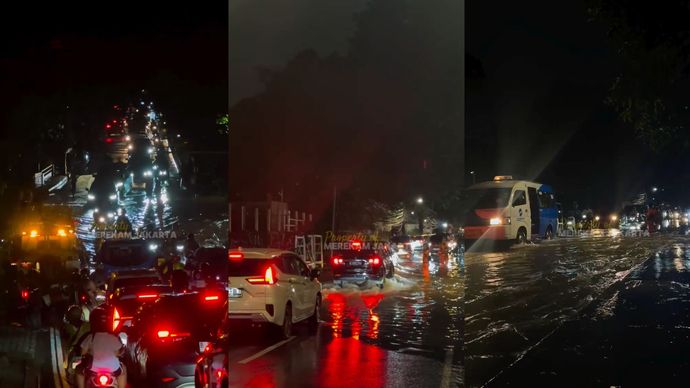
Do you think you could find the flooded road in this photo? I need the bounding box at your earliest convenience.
[464,233,690,387]
[228,251,465,387]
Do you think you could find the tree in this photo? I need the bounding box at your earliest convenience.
[588,0,690,150]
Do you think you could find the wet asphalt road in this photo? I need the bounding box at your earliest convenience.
[226,250,465,387]
[464,233,690,387]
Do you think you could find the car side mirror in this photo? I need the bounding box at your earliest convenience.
[310,269,320,279]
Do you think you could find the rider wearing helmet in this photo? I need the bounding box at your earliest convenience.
[75,306,126,388]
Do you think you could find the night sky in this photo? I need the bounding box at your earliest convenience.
[0,2,227,145]
[468,0,689,212]
[230,0,368,105]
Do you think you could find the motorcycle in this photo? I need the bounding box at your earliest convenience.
[85,369,119,388]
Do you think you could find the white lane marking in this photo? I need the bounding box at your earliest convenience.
[49,328,61,388]
[439,349,454,388]
[54,327,69,387]
[237,336,296,365]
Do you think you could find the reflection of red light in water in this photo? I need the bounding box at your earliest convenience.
[326,293,347,338]
[360,294,384,310]
[317,338,386,388]
[367,312,380,340]
[244,370,276,388]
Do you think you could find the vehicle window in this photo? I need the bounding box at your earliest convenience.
[280,255,301,275]
[512,190,527,206]
[294,257,311,277]
[462,188,512,209]
[113,276,159,290]
[228,259,273,276]
[538,191,555,208]
[102,244,150,266]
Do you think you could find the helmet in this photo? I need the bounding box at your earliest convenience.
[89,306,111,333]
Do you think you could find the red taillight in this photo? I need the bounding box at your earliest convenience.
[21,289,29,301]
[368,255,381,266]
[228,252,243,261]
[105,137,113,143]
[97,374,111,386]
[246,266,276,285]
[105,124,111,129]
[156,329,190,341]
[161,377,176,383]
[204,295,220,301]
[331,256,344,266]
[137,293,159,299]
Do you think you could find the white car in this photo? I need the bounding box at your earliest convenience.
[227,248,322,338]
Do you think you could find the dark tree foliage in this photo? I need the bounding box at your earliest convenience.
[588,0,690,151]
[230,0,463,224]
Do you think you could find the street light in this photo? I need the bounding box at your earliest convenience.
[610,214,618,221]
[416,197,423,204]
[470,170,476,185]
[652,187,658,193]
[595,216,600,221]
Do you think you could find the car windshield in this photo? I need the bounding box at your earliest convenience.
[101,243,151,266]
[113,276,160,290]
[461,188,512,209]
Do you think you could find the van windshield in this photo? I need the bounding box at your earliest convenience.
[462,188,512,209]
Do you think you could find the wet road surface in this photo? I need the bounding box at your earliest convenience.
[228,251,465,387]
[464,233,690,387]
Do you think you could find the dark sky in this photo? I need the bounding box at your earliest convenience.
[0,2,227,140]
[467,0,682,211]
[229,0,368,106]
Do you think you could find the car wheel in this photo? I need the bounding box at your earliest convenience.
[281,303,293,339]
[516,228,528,245]
[308,296,321,334]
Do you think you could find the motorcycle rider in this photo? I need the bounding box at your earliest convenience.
[91,211,108,252]
[75,306,126,388]
[78,279,100,322]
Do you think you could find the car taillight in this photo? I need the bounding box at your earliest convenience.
[161,377,176,383]
[97,374,112,386]
[106,138,113,143]
[137,293,159,299]
[331,256,344,266]
[228,252,243,261]
[156,329,191,342]
[368,255,381,266]
[246,267,276,285]
[21,289,29,301]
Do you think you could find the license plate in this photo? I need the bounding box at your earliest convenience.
[228,288,242,298]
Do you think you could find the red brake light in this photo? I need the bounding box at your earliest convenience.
[161,377,176,383]
[204,295,220,301]
[98,374,111,386]
[368,255,381,266]
[156,329,190,341]
[137,293,159,299]
[157,330,170,338]
[105,137,113,143]
[331,256,343,266]
[228,252,243,261]
[105,124,111,129]
[21,289,29,301]
[246,266,276,285]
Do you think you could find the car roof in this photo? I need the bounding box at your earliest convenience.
[112,269,159,279]
[231,248,293,259]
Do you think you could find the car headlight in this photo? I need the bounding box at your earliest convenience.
[107,212,114,219]
[115,181,123,188]
[98,217,105,223]
[109,194,116,200]
[143,170,152,177]
[159,170,167,176]
[149,243,158,251]
[130,172,134,177]
[147,148,153,154]
[153,165,158,170]
[87,194,95,200]
[125,135,131,141]
[128,144,133,150]
[176,244,184,252]
[490,217,511,226]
